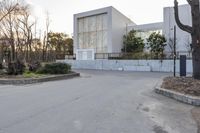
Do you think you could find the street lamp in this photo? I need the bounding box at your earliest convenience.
[173,26,177,77]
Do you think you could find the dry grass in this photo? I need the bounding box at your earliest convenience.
[161,77,200,97]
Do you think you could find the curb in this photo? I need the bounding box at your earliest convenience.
[155,85,200,106]
[0,72,80,85]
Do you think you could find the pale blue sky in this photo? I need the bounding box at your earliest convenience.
[27,0,187,35]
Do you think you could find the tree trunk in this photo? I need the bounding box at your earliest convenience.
[174,0,200,79]
[191,0,200,79]
[192,35,200,79]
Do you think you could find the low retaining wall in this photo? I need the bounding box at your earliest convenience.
[57,59,193,73]
[0,73,80,85]
[155,87,200,106]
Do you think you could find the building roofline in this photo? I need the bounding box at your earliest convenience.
[128,22,163,32]
[164,4,189,9]
[74,6,112,16]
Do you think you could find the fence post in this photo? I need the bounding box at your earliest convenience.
[180,55,186,77]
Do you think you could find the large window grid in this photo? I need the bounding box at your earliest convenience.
[78,13,108,53]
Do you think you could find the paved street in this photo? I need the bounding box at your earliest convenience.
[0,70,197,133]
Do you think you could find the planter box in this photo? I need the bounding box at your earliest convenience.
[0,72,80,85]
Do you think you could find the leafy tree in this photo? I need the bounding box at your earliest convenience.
[147,32,166,59]
[48,32,73,55]
[65,38,73,55]
[122,30,144,53]
[174,0,200,79]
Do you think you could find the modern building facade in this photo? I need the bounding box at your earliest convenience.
[74,6,134,60]
[73,4,192,60]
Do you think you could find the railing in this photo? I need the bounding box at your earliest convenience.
[57,51,192,60]
[95,51,192,60]
[56,54,76,60]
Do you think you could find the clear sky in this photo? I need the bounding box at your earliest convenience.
[27,0,187,35]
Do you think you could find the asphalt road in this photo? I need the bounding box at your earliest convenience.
[0,70,197,133]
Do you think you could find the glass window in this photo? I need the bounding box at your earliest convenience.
[88,16,96,32]
[83,18,89,33]
[83,33,89,48]
[88,32,96,49]
[78,18,84,33]
[77,13,108,53]
[97,15,103,31]
[78,33,84,48]
[102,31,108,51]
[102,14,108,30]
[96,31,103,53]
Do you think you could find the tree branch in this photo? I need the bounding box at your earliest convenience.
[186,0,192,5]
[0,3,18,22]
[174,0,192,33]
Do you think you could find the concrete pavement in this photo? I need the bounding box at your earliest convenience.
[0,70,197,133]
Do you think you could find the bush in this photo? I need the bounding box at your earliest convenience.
[37,63,71,74]
[0,63,3,69]
[122,30,145,53]
[7,60,25,75]
[28,61,41,72]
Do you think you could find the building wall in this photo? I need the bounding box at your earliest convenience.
[128,22,163,32]
[111,7,135,53]
[74,6,135,55]
[73,4,192,59]
[163,4,192,53]
[128,22,163,51]
[77,14,108,53]
[74,7,113,55]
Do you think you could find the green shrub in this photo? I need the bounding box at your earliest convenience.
[7,60,25,75]
[37,63,71,74]
[28,61,41,72]
[0,63,3,69]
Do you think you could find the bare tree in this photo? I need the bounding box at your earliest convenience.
[42,11,51,61]
[0,0,35,63]
[18,9,34,62]
[184,35,192,56]
[0,1,18,22]
[174,0,200,79]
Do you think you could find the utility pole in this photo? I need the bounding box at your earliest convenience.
[125,23,128,54]
[173,25,176,77]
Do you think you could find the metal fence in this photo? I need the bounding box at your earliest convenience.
[57,51,192,60]
[95,51,192,60]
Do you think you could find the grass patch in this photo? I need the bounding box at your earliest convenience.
[23,71,44,78]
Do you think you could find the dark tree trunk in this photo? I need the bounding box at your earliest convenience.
[174,0,200,79]
[192,35,200,79]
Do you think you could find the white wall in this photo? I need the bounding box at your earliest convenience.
[111,7,135,53]
[163,4,192,52]
[73,7,112,54]
[128,22,163,32]
[57,59,193,74]
[73,6,135,55]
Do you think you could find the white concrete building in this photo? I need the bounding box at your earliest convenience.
[73,4,192,60]
[163,4,191,53]
[74,6,134,60]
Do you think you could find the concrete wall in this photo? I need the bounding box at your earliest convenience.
[111,7,135,53]
[57,59,193,73]
[128,22,163,32]
[163,4,192,52]
[73,6,135,54]
[73,7,112,54]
